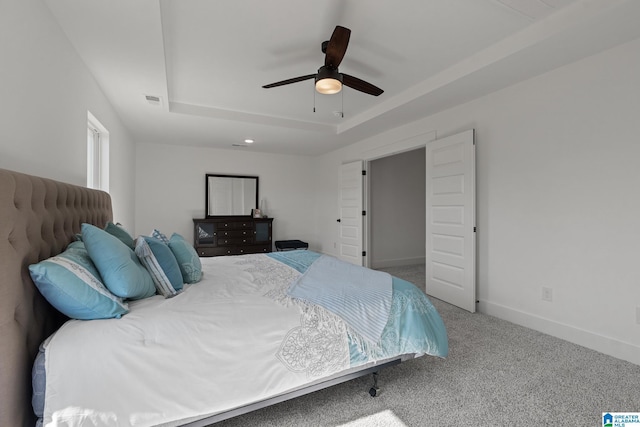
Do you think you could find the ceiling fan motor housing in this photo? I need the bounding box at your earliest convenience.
[316,65,342,84]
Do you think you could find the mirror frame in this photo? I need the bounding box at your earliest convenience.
[205,174,259,217]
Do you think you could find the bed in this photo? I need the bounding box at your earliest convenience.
[0,168,448,427]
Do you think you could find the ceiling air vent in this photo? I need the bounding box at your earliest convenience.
[144,95,162,106]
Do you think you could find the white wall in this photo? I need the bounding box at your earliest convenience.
[0,0,136,226]
[369,148,426,268]
[135,142,316,248]
[314,37,640,365]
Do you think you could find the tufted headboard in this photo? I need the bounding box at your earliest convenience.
[0,168,113,426]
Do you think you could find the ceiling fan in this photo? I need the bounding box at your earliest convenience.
[262,26,383,96]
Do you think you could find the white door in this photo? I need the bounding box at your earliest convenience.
[338,161,363,266]
[425,129,476,312]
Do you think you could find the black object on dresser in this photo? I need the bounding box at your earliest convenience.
[193,217,273,257]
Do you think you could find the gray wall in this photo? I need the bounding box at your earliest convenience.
[369,148,426,268]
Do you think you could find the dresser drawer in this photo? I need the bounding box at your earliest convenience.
[197,245,271,257]
[196,247,226,257]
[215,229,253,238]
[250,244,272,254]
[232,220,253,230]
[215,221,253,230]
[197,247,249,256]
[217,237,254,246]
[214,221,234,230]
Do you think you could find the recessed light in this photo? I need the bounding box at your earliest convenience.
[244,139,254,144]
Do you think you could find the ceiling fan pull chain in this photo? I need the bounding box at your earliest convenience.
[313,84,316,113]
[341,89,344,118]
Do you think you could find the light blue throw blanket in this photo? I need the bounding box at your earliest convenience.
[286,255,392,345]
[268,250,448,363]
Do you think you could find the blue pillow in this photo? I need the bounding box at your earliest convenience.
[105,222,135,249]
[29,243,129,320]
[168,233,202,284]
[135,236,183,296]
[82,223,156,300]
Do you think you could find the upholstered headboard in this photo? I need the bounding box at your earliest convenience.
[0,168,113,426]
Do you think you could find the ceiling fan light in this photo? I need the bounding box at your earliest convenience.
[316,78,342,94]
[315,65,343,94]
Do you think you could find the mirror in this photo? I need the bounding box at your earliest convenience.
[206,174,258,217]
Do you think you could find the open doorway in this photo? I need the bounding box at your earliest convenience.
[364,129,475,309]
[367,147,426,287]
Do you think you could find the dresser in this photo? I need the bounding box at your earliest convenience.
[193,217,273,257]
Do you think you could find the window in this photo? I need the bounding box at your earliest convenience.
[87,111,109,192]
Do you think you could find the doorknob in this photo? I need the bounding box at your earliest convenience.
[336,219,341,222]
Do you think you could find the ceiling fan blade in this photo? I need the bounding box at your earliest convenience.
[325,26,351,68]
[342,74,383,96]
[262,74,316,89]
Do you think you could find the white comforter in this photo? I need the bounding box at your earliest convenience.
[43,254,351,427]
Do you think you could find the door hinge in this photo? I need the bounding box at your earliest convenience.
[362,210,366,216]
[362,251,367,256]
[474,226,476,232]
[362,170,367,176]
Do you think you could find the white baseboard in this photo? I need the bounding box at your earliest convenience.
[371,257,425,269]
[478,300,640,366]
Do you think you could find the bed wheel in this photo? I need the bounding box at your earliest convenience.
[369,371,380,397]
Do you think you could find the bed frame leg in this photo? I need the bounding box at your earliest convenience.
[368,371,380,397]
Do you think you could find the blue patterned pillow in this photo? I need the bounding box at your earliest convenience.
[151,228,170,244]
[29,243,128,320]
[105,222,135,249]
[168,233,202,284]
[135,236,183,296]
[82,223,156,300]
[66,240,85,251]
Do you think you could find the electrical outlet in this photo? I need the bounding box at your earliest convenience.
[542,287,553,302]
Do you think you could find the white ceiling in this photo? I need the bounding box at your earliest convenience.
[44,0,640,156]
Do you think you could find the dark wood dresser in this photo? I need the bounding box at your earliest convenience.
[193,217,273,257]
